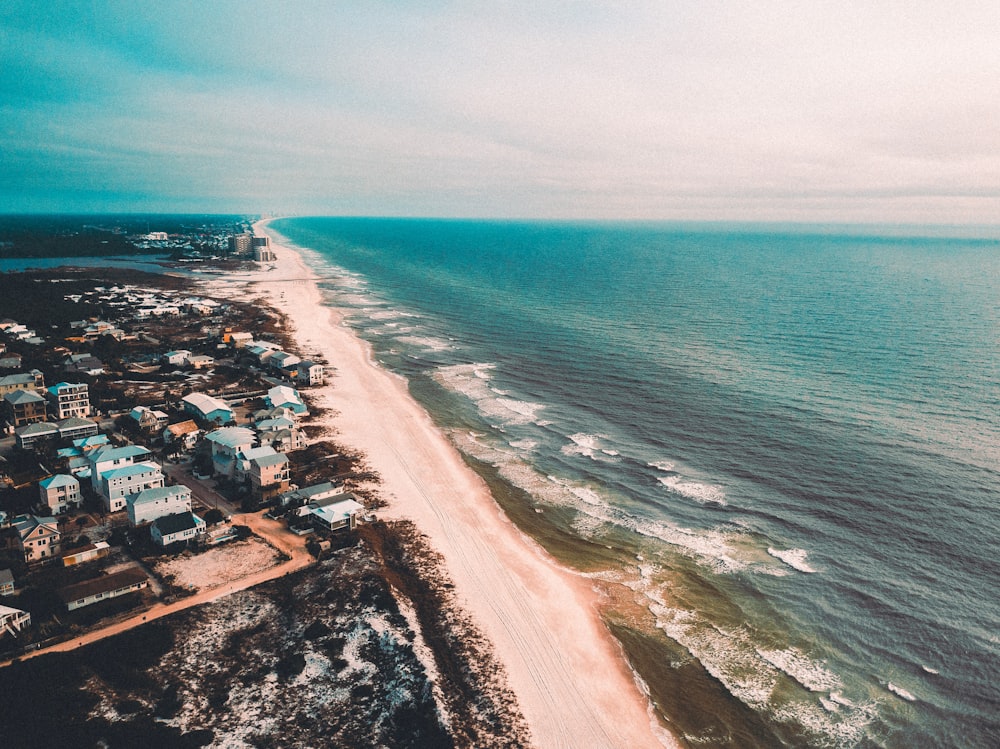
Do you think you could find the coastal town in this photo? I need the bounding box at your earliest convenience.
[0,219,660,749]
[0,236,370,657]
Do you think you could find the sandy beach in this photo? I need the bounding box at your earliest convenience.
[227,221,674,749]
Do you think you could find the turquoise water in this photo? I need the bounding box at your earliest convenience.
[272,218,1000,748]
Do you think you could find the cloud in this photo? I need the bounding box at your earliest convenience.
[2,1,1000,220]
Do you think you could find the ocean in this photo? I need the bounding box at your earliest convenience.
[270,218,1000,749]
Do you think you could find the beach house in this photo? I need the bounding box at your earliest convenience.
[182,392,235,425]
[205,426,256,477]
[249,452,290,501]
[0,604,30,638]
[45,382,91,419]
[12,514,61,562]
[296,360,325,386]
[38,474,80,515]
[57,567,148,611]
[265,385,308,416]
[151,511,206,547]
[3,389,47,427]
[127,485,193,526]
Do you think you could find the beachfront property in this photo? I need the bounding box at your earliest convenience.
[38,474,80,515]
[0,369,45,396]
[228,232,253,256]
[265,385,308,416]
[268,350,300,371]
[12,514,61,562]
[249,452,290,501]
[3,388,47,427]
[127,485,193,527]
[296,360,325,386]
[163,419,201,450]
[57,567,148,611]
[129,405,169,432]
[61,541,111,567]
[45,382,91,419]
[206,426,257,477]
[182,392,235,425]
[0,604,30,638]
[151,511,206,547]
[308,495,364,533]
[253,236,277,262]
[268,427,306,453]
[278,481,345,508]
[234,445,280,481]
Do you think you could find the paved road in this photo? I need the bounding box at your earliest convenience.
[161,460,240,516]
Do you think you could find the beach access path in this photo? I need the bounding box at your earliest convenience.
[234,221,675,749]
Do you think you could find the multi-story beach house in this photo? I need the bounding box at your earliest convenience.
[97,462,165,513]
[265,385,308,416]
[3,389,47,427]
[12,514,61,562]
[127,485,192,526]
[249,452,290,501]
[0,369,45,396]
[45,382,91,419]
[38,474,80,515]
[205,426,256,477]
[296,360,325,386]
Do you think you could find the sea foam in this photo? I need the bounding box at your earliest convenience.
[767,547,817,573]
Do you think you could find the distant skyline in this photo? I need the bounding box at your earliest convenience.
[3,1,1000,223]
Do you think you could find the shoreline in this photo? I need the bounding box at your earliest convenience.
[236,219,675,748]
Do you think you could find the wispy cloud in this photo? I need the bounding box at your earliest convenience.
[2,0,999,220]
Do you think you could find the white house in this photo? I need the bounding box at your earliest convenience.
[127,485,192,526]
[45,382,91,419]
[0,604,30,638]
[296,360,325,386]
[97,462,165,513]
[309,495,365,532]
[151,511,206,547]
[162,350,191,366]
[279,481,345,507]
[88,445,153,491]
[38,474,80,515]
[0,568,14,596]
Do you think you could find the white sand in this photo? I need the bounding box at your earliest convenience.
[228,221,675,749]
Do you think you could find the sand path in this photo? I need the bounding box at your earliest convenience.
[237,221,674,749]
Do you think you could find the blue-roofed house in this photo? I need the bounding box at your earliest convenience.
[97,462,165,513]
[39,474,80,515]
[205,427,256,477]
[265,385,308,416]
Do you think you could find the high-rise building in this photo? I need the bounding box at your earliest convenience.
[228,233,252,256]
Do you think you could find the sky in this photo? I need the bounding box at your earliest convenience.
[3,1,1000,223]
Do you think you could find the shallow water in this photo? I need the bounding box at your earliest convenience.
[273,218,1000,748]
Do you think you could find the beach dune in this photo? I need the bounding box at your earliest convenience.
[246,221,673,749]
